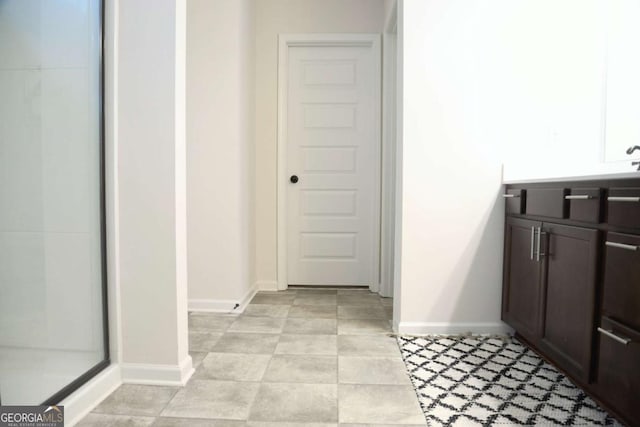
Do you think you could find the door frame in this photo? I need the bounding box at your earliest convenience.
[276,33,382,291]
[381,6,398,298]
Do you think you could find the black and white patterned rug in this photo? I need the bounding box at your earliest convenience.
[397,335,622,426]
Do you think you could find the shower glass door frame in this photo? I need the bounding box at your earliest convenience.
[0,0,110,405]
[43,0,110,405]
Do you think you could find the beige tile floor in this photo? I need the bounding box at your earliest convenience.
[78,289,427,426]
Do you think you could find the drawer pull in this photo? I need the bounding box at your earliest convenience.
[565,195,593,200]
[608,196,640,202]
[502,194,520,198]
[605,241,639,251]
[598,327,631,345]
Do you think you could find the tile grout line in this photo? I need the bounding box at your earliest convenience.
[155,385,183,420]
[85,291,396,425]
[336,337,340,425]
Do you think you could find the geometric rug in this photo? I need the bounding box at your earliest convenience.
[397,335,623,426]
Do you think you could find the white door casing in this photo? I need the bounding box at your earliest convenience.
[277,34,381,289]
[381,7,398,298]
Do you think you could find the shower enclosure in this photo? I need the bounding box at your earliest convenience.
[0,0,108,404]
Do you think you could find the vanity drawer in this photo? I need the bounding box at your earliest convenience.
[503,189,525,214]
[602,232,640,331]
[525,188,568,219]
[595,317,640,425]
[607,188,640,229]
[567,188,603,223]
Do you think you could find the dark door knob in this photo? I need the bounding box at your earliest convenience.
[290,175,299,184]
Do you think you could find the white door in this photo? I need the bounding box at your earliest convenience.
[285,39,381,286]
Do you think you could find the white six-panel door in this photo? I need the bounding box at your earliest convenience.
[284,38,380,286]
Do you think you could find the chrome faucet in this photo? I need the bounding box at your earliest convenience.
[626,145,640,155]
[627,146,640,170]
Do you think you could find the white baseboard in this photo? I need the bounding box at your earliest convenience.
[121,354,194,386]
[61,364,122,427]
[188,298,241,313]
[188,285,257,314]
[397,321,513,335]
[393,318,400,333]
[256,280,278,291]
[237,285,258,312]
[378,282,393,298]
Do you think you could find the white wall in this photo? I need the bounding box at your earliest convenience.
[495,1,607,181]
[254,0,386,290]
[492,0,640,181]
[399,0,506,333]
[116,0,191,381]
[186,0,256,309]
[397,0,618,333]
[603,0,640,165]
[496,0,640,181]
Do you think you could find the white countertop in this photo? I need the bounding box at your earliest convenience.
[503,170,640,184]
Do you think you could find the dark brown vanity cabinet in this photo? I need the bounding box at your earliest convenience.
[502,218,598,381]
[502,178,640,426]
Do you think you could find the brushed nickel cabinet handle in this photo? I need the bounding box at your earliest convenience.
[530,227,535,260]
[535,227,547,262]
[605,241,639,251]
[502,194,520,198]
[598,327,631,345]
[608,196,640,202]
[565,195,593,200]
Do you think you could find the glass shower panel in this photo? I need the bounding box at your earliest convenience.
[0,0,107,404]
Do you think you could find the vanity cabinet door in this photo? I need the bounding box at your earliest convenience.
[539,224,599,382]
[502,217,543,343]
